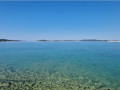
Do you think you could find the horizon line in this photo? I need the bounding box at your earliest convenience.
[1,38,120,41]
[0,0,120,1]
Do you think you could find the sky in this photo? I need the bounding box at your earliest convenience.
[0,1,120,40]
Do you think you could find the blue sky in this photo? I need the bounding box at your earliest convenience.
[0,1,120,40]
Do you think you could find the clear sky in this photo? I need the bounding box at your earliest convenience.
[0,1,120,40]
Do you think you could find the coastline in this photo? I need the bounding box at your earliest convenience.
[107,40,120,42]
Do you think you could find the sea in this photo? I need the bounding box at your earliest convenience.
[0,42,120,90]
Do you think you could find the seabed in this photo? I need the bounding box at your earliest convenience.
[0,64,115,90]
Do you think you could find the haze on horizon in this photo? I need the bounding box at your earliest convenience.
[0,1,120,40]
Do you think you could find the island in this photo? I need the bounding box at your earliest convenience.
[1,39,120,42]
[0,39,21,42]
[37,39,120,42]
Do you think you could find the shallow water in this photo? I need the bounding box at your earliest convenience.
[0,42,120,90]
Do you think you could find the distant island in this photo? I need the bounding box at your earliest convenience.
[37,39,120,42]
[0,39,120,42]
[0,39,21,42]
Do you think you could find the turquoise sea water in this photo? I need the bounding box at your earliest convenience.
[0,42,120,90]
